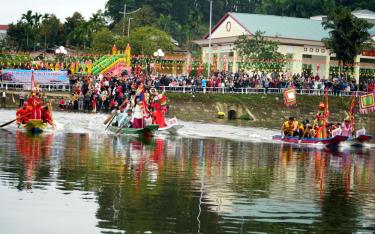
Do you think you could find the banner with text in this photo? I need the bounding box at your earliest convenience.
[2,69,68,84]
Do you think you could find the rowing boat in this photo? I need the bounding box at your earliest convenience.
[272,135,348,147]
[23,119,48,134]
[107,124,159,136]
[348,134,373,147]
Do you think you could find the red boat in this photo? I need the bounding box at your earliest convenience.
[348,135,373,147]
[272,135,348,147]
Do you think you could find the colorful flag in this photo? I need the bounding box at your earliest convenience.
[359,93,375,114]
[31,70,35,91]
[283,88,296,107]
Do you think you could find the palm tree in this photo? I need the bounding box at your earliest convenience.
[41,14,51,50]
[21,10,34,49]
[89,10,106,33]
[33,12,42,51]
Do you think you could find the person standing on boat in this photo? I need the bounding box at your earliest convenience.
[341,117,353,137]
[132,97,145,128]
[150,88,166,128]
[281,117,299,136]
[27,92,43,119]
[314,102,329,138]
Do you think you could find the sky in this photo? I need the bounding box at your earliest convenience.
[0,0,108,24]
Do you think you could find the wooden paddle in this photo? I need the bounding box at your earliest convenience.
[116,124,125,134]
[48,102,56,129]
[0,112,31,128]
[105,113,117,131]
[104,111,116,125]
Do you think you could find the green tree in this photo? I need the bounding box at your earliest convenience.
[6,22,29,51]
[21,10,34,49]
[40,14,64,50]
[88,10,107,33]
[129,26,173,55]
[234,31,290,71]
[64,12,86,47]
[92,28,116,53]
[322,6,373,74]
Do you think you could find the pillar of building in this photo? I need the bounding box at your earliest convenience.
[291,52,303,77]
[184,52,191,75]
[232,50,238,73]
[216,52,222,71]
[324,55,330,80]
[354,55,360,84]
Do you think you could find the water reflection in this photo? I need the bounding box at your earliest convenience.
[0,130,374,233]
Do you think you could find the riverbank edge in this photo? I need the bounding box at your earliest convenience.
[2,91,374,127]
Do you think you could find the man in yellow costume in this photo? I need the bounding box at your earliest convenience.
[281,117,299,136]
[314,102,329,138]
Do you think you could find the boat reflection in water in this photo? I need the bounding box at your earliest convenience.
[0,129,374,233]
[15,131,54,190]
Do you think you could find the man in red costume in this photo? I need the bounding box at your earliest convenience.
[150,88,166,128]
[41,106,54,125]
[27,92,43,119]
[16,102,31,124]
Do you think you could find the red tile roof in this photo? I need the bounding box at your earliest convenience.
[0,25,9,30]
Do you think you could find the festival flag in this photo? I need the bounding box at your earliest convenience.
[140,74,149,116]
[283,88,297,107]
[31,70,35,91]
[359,93,375,114]
[187,65,191,77]
[348,95,356,126]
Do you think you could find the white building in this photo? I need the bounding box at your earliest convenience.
[0,25,8,40]
[193,12,375,82]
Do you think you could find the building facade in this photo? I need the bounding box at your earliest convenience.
[193,12,375,82]
[0,25,8,40]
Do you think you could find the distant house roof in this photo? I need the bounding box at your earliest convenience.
[0,25,9,31]
[226,13,329,41]
[352,9,375,15]
[205,12,375,41]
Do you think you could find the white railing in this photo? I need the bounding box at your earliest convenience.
[159,86,368,96]
[0,82,70,92]
[0,82,368,97]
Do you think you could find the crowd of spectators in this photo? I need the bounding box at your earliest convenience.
[55,69,374,113]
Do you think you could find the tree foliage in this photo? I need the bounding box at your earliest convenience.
[4,0,375,53]
[322,6,373,66]
[92,28,116,53]
[234,31,290,70]
[129,26,173,55]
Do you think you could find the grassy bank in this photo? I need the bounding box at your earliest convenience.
[166,93,375,126]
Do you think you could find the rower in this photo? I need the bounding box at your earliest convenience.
[299,119,312,138]
[281,117,299,136]
[118,109,133,128]
[16,102,31,124]
[41,106,54,126]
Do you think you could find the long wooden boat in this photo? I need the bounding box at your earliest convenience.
[23,119,48,134]
[107,124,159,136]
[272,135,348,147]
[348,134,373,147]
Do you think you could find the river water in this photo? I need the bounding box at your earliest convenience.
[0,109,374,233]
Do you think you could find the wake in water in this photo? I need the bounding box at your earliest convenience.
[1,109,374,149]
